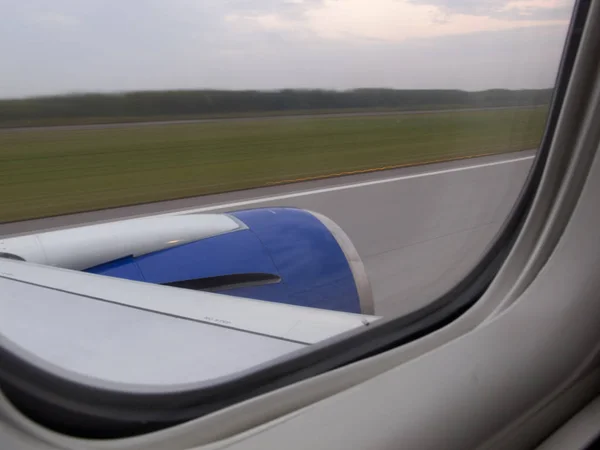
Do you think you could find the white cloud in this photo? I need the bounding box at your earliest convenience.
[235,0,568,42]
[227,13,298,31]
[254,13,299,30]
[500,0,571,14]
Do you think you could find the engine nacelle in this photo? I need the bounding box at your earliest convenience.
[1,208,373,314]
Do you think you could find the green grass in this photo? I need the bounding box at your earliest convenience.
[0,107,547,223]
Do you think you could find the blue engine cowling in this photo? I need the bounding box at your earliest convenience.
[84,208,373,314]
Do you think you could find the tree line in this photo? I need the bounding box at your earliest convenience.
[0,88,553,124]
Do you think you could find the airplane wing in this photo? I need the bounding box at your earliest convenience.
[0,207,379,386]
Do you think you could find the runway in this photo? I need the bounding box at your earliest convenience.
[0,150,535,318]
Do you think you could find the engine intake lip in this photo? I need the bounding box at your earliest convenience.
[305,210,374,315]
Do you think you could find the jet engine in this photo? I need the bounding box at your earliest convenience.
[1,208,373,315]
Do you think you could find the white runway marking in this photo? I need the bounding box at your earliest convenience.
[0,153,535,237]
[167,154,535,216]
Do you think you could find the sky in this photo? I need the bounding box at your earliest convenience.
[0,0,575,98]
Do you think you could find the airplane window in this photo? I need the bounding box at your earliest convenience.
[0,0,581,438]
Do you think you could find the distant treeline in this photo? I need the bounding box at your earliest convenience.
[0,88,553,124]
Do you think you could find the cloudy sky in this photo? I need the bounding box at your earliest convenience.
[1,0,575,98]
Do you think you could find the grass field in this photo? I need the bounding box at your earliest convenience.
[0,107,547,223]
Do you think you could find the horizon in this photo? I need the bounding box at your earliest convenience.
[1,86,556,102]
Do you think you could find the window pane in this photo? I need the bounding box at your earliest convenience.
[0,0,575,387]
